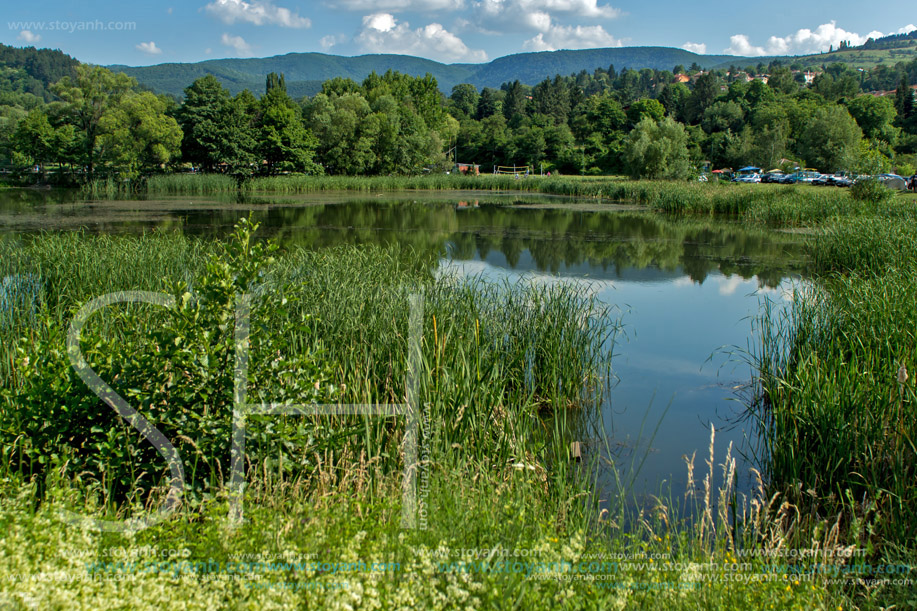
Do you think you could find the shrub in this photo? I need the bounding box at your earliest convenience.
[0,218,340,503]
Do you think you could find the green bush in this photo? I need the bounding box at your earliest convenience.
[850,177,894,205]
[0,219,340,502]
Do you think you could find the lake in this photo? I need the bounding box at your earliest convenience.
[0,189,808,502]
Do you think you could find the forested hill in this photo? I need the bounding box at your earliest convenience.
[468,47,741,89]
[0,43,79,100]
[108,47,748,98]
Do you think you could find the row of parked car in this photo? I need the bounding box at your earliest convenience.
[722,166,917,190]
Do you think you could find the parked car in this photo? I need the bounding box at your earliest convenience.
[760,171,785,183]
[732,166,762,183]
[784,170,822,184]
[826,173,853,187]
[732,173,761,183]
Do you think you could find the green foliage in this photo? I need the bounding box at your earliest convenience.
[754,217,917,549]
[258,86,321,175]
[0,219,339,499]
[99,91,182,179]
[798,104,863,172]
[624,117,691,180]
[51,65,136,181]
[846,94,899,143]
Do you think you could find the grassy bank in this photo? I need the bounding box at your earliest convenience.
[0,222,858,608]
[129,173,887,229]
[751,214,917,608]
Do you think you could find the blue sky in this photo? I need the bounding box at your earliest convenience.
[3,0,915,66]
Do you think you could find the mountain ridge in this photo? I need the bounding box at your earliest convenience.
[107,47,753,98]
[103,40,917,99]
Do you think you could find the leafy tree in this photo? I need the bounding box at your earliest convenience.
[258,85,320,175]
[624,117,691,179]
[701,101,745,134]
[98,91,182,178]
[626,98,665,127]
[11,108,54,177]
[845,95,899,143]
[51,65,135,180]
[476,88,502,120]
[685,73,719,124]
[214,91,260,180]
[449,83,479,118]
[177,75,231,171]
[798,105,863,172]
[502,80,528,124]
[895,74,914,126]
[767,66,798,95]
[658,83,690,120]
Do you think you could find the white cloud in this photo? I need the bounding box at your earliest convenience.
[221,32,254,56]
[725,34,765,56]
[520,0,620,18]
[682,41,706,54]
[523,24,622,51]
[471,0,619,34]
[320,34,349,51]
[327,0,465,11]
[356,13,488,61]
[17,30,41,44]
[135,41,163,55]
[205,0,310,28]
[898,24,917,35]
[725,21,906,57]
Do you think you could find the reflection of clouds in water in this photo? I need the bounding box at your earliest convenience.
[438,259,617,299]
[717,275,747,296]
[758,278,809,303]
[623,353,710,379]
[672,276,695,288]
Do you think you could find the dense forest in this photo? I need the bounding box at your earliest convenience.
[1,44,916,182]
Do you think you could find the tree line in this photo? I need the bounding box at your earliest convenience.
[1,56,916,182]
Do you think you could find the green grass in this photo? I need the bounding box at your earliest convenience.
[138,173,882,228]
[749,216,917,609]
[7,198,917,606]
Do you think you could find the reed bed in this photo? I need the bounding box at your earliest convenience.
[0,227,616,506]
[751,217,917,552]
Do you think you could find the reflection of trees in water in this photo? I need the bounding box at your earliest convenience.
[0,193,807,286]
[446,208,806,286]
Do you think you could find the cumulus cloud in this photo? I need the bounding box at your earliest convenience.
[682,41,706,54]
[898,24,917,34]
[523,24,622,51]
[320,34,349,51]
[136,41,163,55]
[725,34,766,56]
[725,21,901,56]
[221,32,254,56]
[326,0,465,11]
[474,0,619,29]
[356,12,487,61]
[17,30,41,44]
[205,0,310,28]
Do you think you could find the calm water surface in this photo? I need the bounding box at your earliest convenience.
[0,189,809,500]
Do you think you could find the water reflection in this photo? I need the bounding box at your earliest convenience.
[0,189,808,499]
